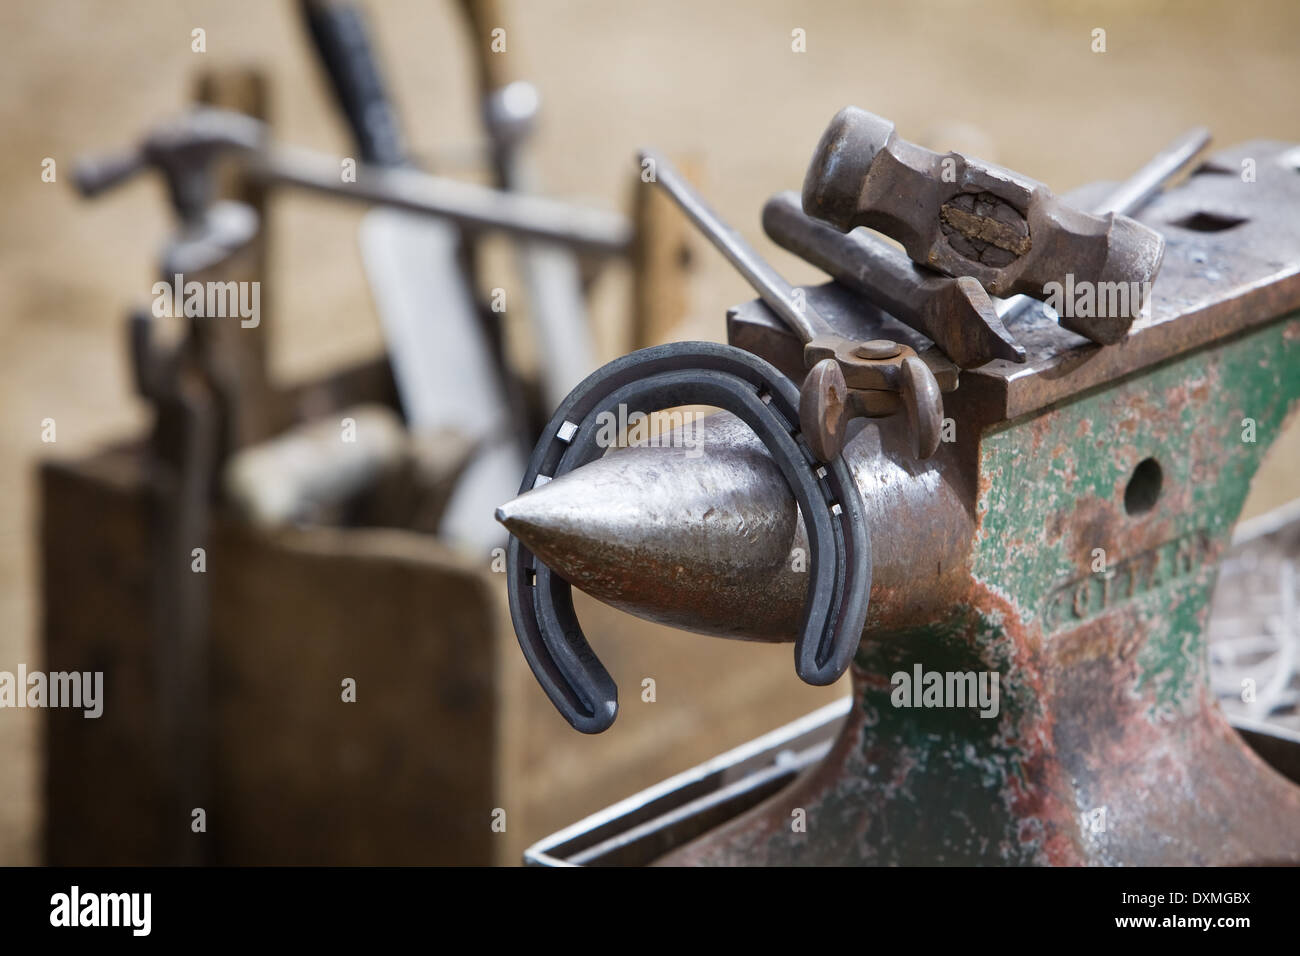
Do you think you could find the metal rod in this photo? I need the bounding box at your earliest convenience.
[996,127,1212,323]
[1093,126,1213,217]
[639,148,823,344]
[254,143,634,256]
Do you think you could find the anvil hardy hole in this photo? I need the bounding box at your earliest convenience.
[1125,458,1163,516]
[1171,210,1248,232]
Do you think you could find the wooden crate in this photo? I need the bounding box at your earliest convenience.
[41,405,841,865]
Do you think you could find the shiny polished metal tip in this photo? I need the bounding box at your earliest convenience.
[497,410,973,642]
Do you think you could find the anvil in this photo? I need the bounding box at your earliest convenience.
[499,139,1300,865]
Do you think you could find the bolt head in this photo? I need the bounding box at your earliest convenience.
[854,340,902,360]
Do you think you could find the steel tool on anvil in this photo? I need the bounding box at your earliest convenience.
[802,106,1168,345]
[761,126,1211,368]
[762,191,1023,369]
[762,127,1209,369]
[499,119,1300,864]
[639,149,956,462]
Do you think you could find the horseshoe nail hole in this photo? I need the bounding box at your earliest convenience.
[1124,458,1163,516]
[1171,211,1248,232]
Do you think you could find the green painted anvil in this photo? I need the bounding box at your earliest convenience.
[499,139,1300,865]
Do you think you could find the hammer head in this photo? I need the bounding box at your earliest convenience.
[801,106,896,232]
[800,106,1166,345]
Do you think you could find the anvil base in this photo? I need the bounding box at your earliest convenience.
[524,701,1300,866]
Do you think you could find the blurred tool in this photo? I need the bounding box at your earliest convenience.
[79,102,634,550]
[640,148,951,461]
[57,38,697,865]
[223,403,477,532]
[223,403,406,527]
[255,140,631,251]
[74,78,279,866]
[457,0,597,409]
[300,0,522,550]
[1210,503,1300,729]
[77,107,633,253]
[802,106,1166,343]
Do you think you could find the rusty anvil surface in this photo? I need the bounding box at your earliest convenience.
[694,139,1300,865]
[523,140,1300,865]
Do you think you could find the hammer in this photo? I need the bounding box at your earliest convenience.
[802,107,1167,344]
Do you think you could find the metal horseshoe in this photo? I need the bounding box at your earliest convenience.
[504,341,870,733]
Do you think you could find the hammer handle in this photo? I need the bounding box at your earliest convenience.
[299,0,407,167]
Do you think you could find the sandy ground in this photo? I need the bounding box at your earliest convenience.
[2,0,1299,863]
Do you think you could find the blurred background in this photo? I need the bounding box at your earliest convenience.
[1,0,1299,864]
